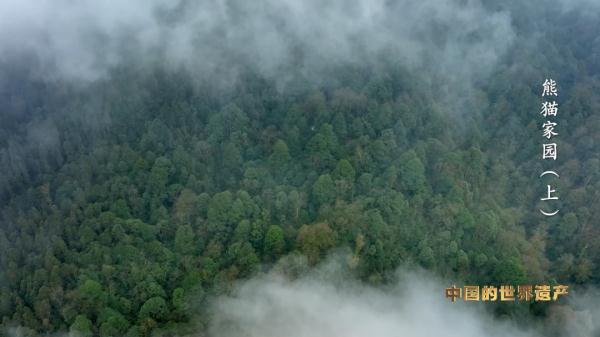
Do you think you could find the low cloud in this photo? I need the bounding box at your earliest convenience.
[210,257,599,337]
[0,0,515,86]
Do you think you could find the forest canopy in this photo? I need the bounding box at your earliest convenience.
[0,0,599,336]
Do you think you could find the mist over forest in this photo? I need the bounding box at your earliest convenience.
[1,0,599,336]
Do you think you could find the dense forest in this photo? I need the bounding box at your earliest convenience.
[0,1,599,336]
